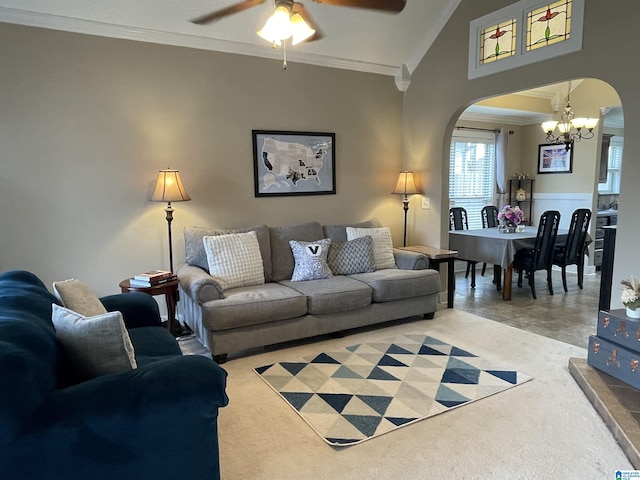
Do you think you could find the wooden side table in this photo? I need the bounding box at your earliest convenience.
[399,246,458,308]
[119,278,179,334]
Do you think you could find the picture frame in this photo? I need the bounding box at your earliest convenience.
[537,143,573,174]
[253,130,336,197]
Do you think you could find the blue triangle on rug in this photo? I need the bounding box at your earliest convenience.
[367,366,400,381]
[442,367,481,384]
[344,414,383,437]
[378,354,408,367]
[333,365,364,379]
[282,392,314,410]
[435,384,470,407]
[386,344,414,355]
[319,393,353,413]
[450,346,477,357]
[281,362,309,376]
[418,344,447,356]
[311,353,341,364]
[357,395,393,416]
[386,416,417,427]
[255,333,532,446]
[486,369,519,384]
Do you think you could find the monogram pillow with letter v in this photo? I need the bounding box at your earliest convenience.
[289,238,333,281]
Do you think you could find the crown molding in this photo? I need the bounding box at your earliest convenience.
[0,6,398,77]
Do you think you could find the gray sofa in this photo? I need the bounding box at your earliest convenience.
[177,220,440,362]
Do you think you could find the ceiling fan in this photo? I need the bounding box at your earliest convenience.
[191,0,407,43]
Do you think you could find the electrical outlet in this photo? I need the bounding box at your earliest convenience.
[421,197,431,209]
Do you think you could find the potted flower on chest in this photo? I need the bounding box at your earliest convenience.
[497,205,524,233]
[621,277,640,318]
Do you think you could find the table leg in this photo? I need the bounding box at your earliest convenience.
[165,289,177,332]
[502,264,513,301]
[447,258,455,308]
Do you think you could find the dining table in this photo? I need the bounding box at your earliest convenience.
[449,225,575,301]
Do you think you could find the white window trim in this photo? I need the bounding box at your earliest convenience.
[468,0,585,80]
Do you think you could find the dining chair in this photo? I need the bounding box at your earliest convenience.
[480,205,498,275]
[480,206,501,288]
[553,208,592,292]
[513,210,561,299]
[449,207,478,288]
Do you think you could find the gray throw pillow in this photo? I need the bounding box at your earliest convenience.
[289,238,333,281]
[51,304,137,380]
[328,236,376,275]
[52,278,108,317]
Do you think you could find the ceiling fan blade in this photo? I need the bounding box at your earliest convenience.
[191,0,266,25]
[292,2,324,41]
[311,0,406,13]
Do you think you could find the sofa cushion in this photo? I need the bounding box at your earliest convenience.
[52,278,108,317]
[51,304,137,380]
[203,231,265,290]
[201,283,308,331]
[346,226,397,270]
[270,221,325,281]
[348,269,440,303]
[184,224,273,282]
[127,326,183,367]
[328,236,375,275]
[290,238,333,281]
[280,276,372,315]
[322,219,381,243]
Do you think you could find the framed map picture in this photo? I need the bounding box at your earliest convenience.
[253,130,336,197]
[537,143,573,174]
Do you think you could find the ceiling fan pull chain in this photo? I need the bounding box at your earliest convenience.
[283,40,288,70]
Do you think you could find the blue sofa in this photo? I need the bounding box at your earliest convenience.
[0,270,229,480]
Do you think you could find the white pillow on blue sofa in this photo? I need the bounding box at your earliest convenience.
[51,304,137,380]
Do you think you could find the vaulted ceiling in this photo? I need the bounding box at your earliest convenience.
[0,0,461,84]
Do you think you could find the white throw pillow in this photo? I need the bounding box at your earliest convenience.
[52,278,108,317]
[203,230,265,290]
[346,227,397,270]
[51,304,137,380]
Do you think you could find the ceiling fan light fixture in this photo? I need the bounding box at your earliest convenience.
[257,5,292,43]
[290,12,315,45]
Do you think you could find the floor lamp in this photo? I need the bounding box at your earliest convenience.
[150,168,191,273]
[392,171,421,247]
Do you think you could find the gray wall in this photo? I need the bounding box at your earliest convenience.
[0,23,404,296]
[404,0,640,308]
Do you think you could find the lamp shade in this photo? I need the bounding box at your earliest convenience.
[392,171,420,196]
[150,169,191,203]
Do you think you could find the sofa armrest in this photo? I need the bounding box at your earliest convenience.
[176,263,225,304]
[100,292,162,329]
[393,248,429,270]
[11,355,228,478]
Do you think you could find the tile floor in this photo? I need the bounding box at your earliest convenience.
[453,265,640,468]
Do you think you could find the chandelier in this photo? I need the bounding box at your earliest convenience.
[257,1,315,69]
[541,82,598,151]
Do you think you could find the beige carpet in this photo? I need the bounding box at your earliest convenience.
[200,310,632,479]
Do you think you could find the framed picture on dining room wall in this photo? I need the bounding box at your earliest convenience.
[537,143,573,174]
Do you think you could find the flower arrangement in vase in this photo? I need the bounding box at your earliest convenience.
[497,205,524,233]
[621,277,640,318]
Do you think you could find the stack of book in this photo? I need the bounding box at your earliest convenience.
[129,270,177,287]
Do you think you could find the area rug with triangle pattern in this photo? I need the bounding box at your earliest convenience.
[254,333,532,446]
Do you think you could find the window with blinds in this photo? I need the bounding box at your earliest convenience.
[600,136,623,194]
[449,130,496,230]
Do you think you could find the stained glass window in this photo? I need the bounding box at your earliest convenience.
[526,0,572,51]
[479,18,517,65]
